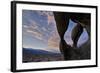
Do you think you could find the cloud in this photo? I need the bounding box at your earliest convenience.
[28,19,39,29]
[37,11,53,16]
[41,27,47,32]
[37,11,55,25]
[23,10,61,49]
[37,11,47,16]
[48,30,60,49]
[23,19,43,40]
[26,30,42,37]
[26,29,43,40]
[47,15,56,25]
[23,25,29,28]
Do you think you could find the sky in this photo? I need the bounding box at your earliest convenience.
[22,10,89,53]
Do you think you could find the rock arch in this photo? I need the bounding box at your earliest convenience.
[53,12,91,60]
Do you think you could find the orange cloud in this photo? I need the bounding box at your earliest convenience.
[47,15,54,24]
[48,30,60,49]
[37,11,55,25]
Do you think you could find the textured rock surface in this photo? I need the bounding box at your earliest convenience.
[54,12,91,60]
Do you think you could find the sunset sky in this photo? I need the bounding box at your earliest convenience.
[22,10,88,53]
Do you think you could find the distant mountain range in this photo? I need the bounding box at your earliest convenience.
[23,48,61,55]
[23,48,64,62]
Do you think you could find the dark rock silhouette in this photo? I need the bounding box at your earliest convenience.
[54,12,91,60]
[53,12,69,39]
[71,23,83,47]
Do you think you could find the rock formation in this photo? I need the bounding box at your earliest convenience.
[54,12,91,60]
